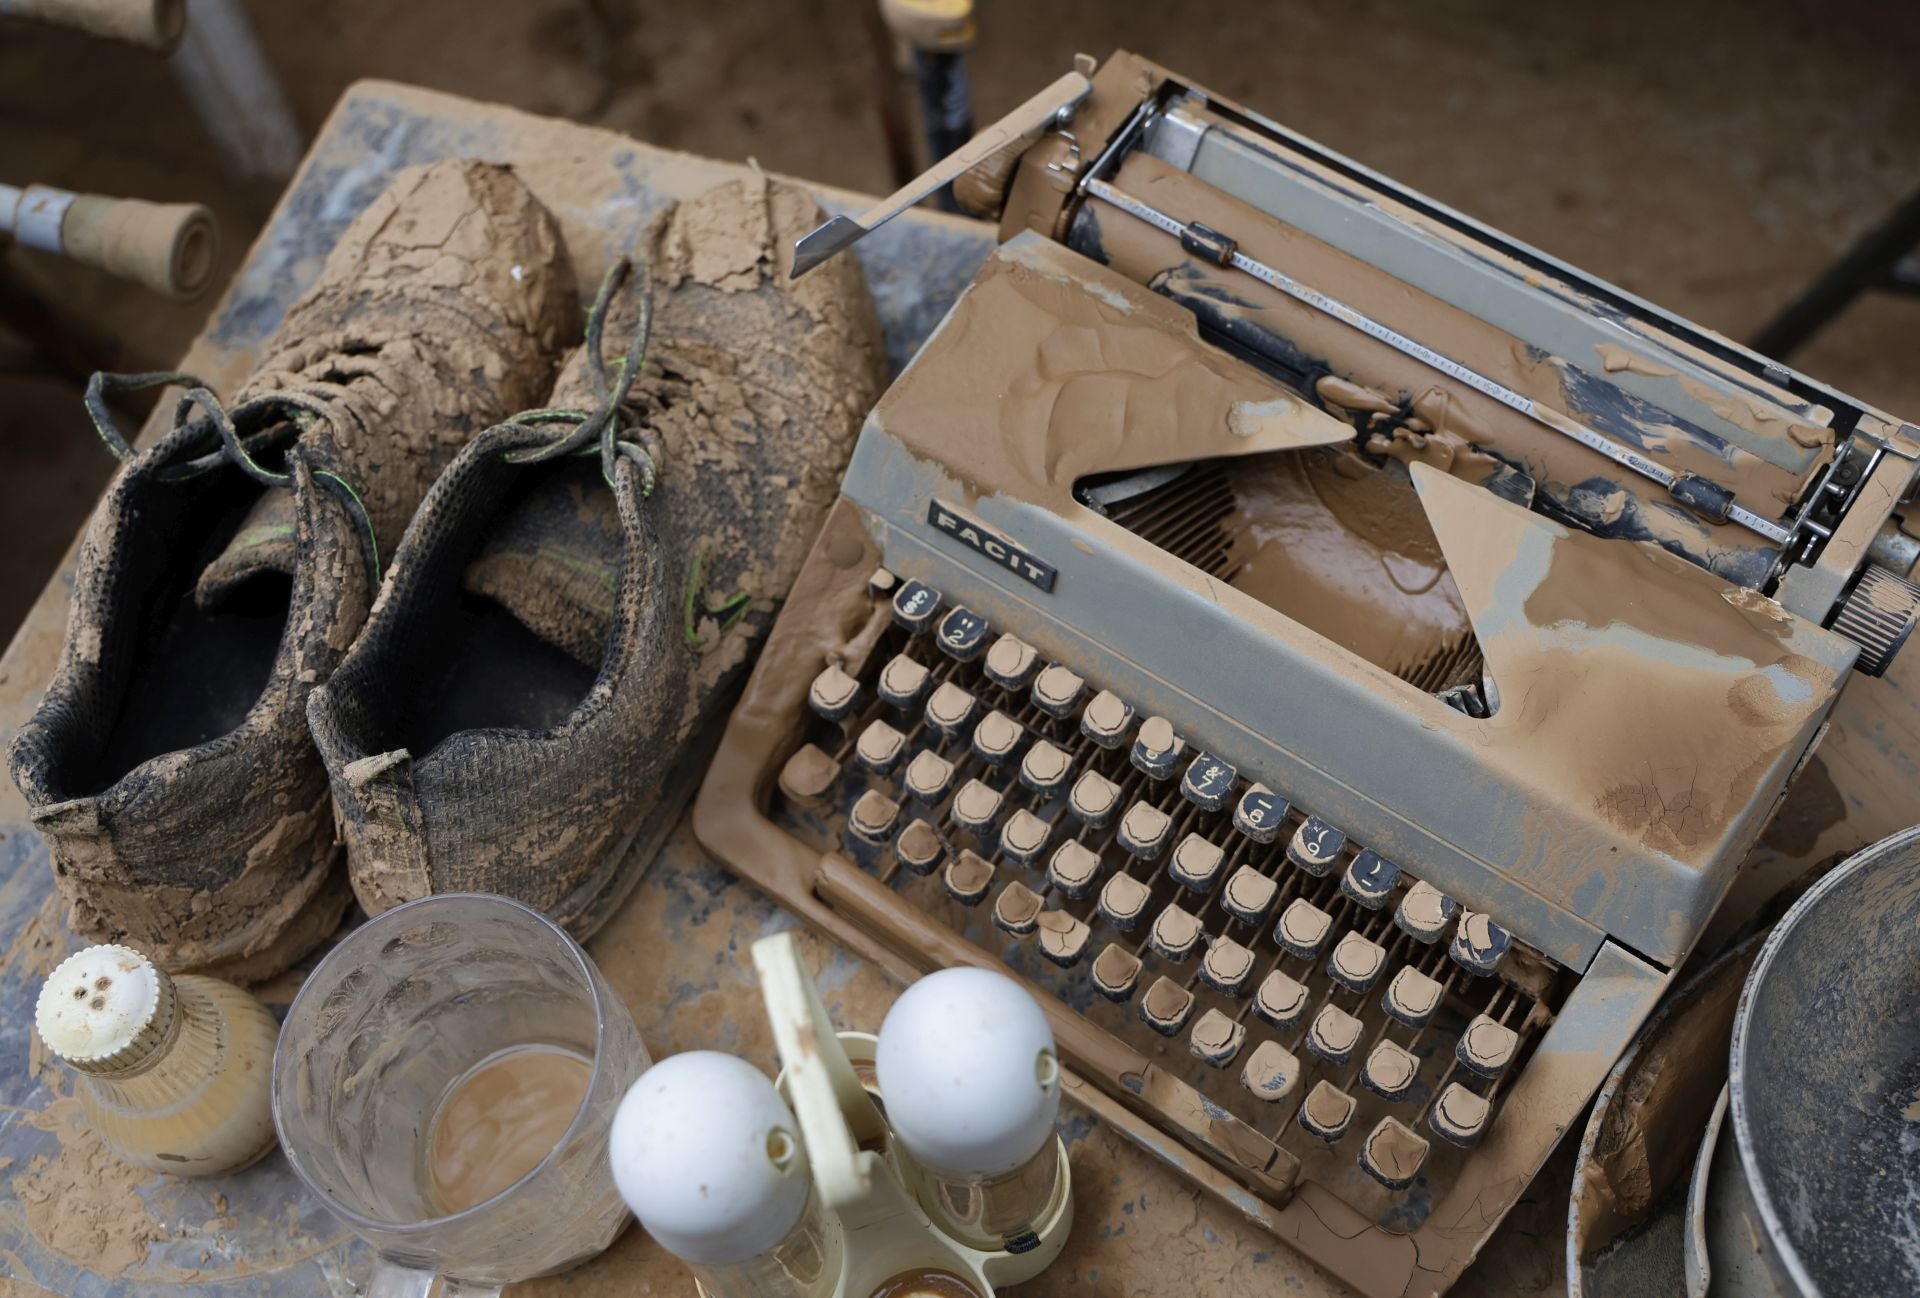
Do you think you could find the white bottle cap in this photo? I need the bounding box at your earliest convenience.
[35,945,175,1073]
[876,966,1061,1179]
[608,1051,812,1266]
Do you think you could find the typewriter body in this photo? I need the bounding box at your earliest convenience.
[693,52,1920,1296]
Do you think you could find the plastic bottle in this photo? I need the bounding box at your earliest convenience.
[34,944,279,1175]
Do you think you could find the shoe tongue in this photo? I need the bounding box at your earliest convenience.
[463,469,624,668]
[197,491,299,607]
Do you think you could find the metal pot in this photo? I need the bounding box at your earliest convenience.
[1727,824,1920,1297]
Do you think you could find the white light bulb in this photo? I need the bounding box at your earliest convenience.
[608,1051,811,1266]
[875,967,1061,1179]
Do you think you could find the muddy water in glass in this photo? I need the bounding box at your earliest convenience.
[272,893,649,1296]
[429,1044,593,1215]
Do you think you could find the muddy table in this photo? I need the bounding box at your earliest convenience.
[0,80,1664,1298]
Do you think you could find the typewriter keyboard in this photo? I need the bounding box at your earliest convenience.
[775,570,1569,1216]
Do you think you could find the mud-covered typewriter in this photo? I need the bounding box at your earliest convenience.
[692,51,1920,1296]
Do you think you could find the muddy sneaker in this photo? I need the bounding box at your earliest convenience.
[308,174,885,936]
[8,161,574,981]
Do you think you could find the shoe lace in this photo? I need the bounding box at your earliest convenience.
[503,257,751,650]
[83,371,383,587]
[502,255,661,494]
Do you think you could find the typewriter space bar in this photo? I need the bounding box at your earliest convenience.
[816,853,1301,1202]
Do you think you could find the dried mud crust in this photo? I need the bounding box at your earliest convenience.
[9,160,574,981]
[241,159,576,555]
[463,171,886,737]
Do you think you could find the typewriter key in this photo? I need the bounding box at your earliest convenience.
[847,789,901,846]
[854,719,907,775]
[1199,936,1257,995]
[1342,850,1400,909]
[891,579,941,633]
[1080,689,1134,748]
[1189,1008,1246,1067]
[935,606,990,662]
[950,779,1003,835]
[1149,904,1204,962]
[998,809,1052,867]
[1138,976,1195,1035]
[992,881,1044,935]
[1117,801,1173,859]
[1181,753,1236,811]
[1169,833,1225,893]
[923,682,977,742]
[1287,816,1347,876]
[807,664,861,722]
[1361,1041,1422,1101]
[1450,912,1512,976]
[1383,966,1445,1027]
[971,710,1025,766]
[1097,872,1153,931]
[1068,769,1122,827]
[1090,944,1142,1001]
[777,744,839,807]
[1018,739,1073,797]
[1430,1083,1491,1147]
[983,635,1040,690]
[895,819,944,875]
[877,653,931,710]
[902,749,955,804]
[1396,881,1458,945]
[1457,1014,1520,1078]
[1046,840,1103,900]
[1036,910,1091,967]
[1253,969,1310,1031]
[1131,716,1185,780]
[1031,664,1086,719]
[1276,899,1334,959]
[942,850,994,907]
[1241,1040,1301,1103]
[1306,1004,1365,1066]
[1222,866,1279,924]
[1299,1081,1357,1141]
[1328,932,1388,993]
[1361,1117,1429,1189]
[1233,785,1288,843]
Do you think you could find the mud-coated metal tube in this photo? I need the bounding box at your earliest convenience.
[1,183,218,299]
[0,0,186,51]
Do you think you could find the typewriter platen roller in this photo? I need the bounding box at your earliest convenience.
[695,51,1920,1298]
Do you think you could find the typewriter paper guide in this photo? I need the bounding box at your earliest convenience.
[855,234,1858,968]
[877,231,1352,507]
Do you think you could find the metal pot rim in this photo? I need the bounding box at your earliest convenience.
[1727,822,1920,1298]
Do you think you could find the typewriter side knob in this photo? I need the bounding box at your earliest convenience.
[1829,563,1920,676]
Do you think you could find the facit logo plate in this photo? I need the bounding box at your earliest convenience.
[926,499,1057,593]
